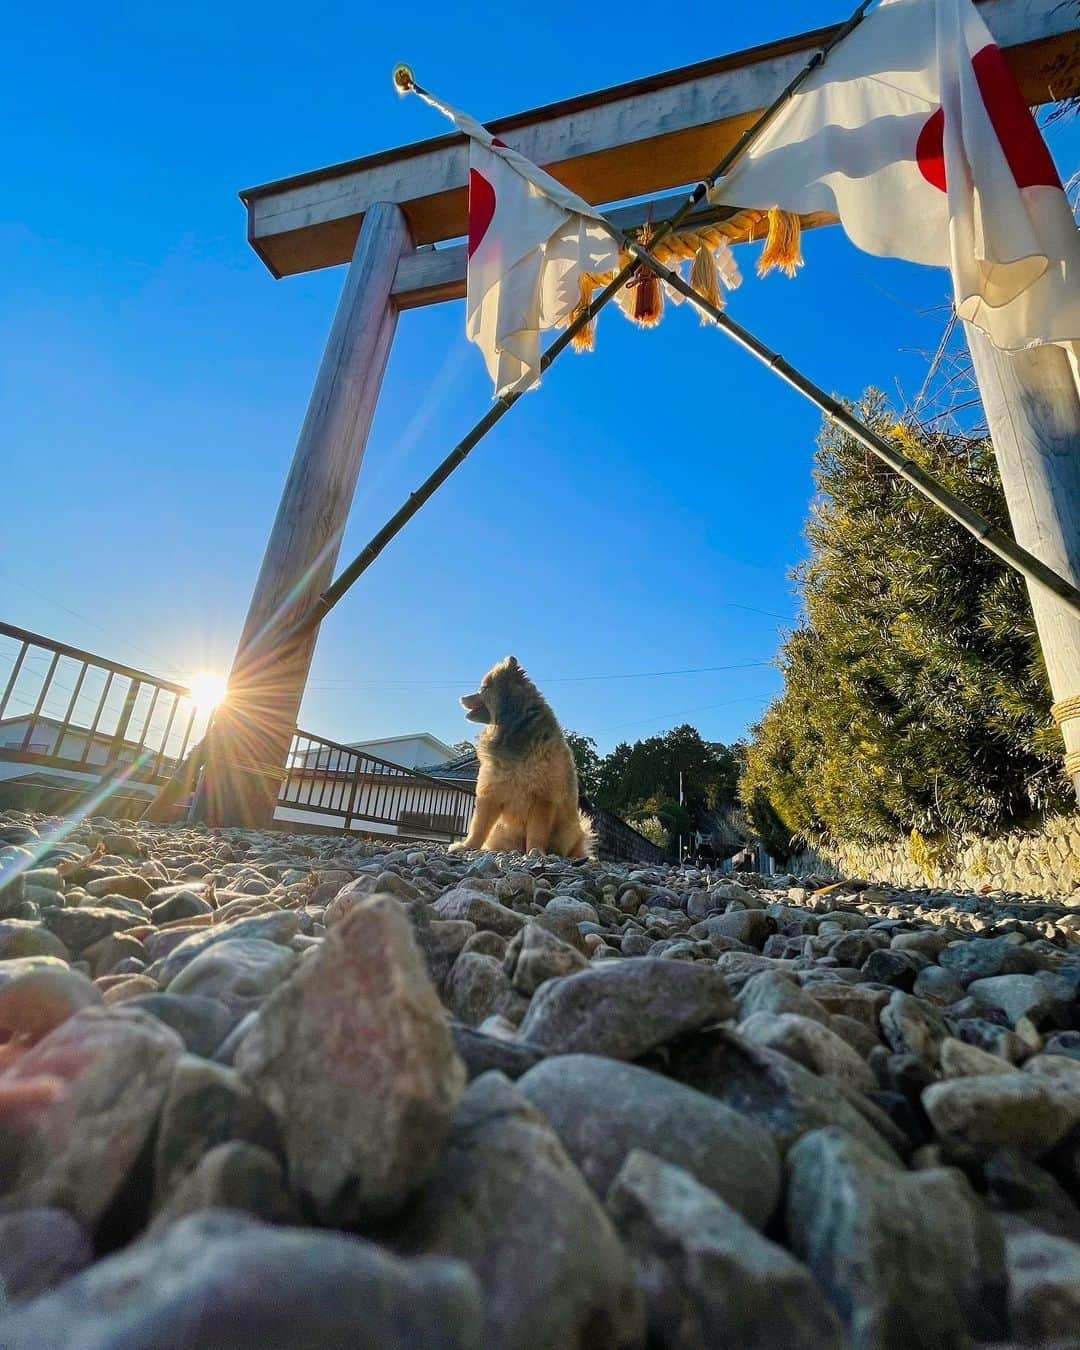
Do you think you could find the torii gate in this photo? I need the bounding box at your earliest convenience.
[197,0,1080,827]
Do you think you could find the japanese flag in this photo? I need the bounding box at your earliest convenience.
[419,93,620,397]
[709,0,1080,351]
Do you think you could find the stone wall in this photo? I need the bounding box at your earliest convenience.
[788,812,1080,898]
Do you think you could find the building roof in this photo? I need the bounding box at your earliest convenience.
[347,731,459,760]
[416,750,480,781]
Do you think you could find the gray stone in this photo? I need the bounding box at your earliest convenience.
[967,972,1075,1028]
[880,990,950,1065]
[150,889,213,924]
[1005,1228,1080,1345]
[391,1072,644,1350]
[516,958,732,1060]
[0,921,68,961]
[432,888,526,936]
[0,1208,92,1303]
[503,922,588,996]
[41,906,138,952]
[666,1029,899,1160]
[912,964,966,1005]
[862,948,923,988]
[1044,1030,1080,1062]
[449,1023,545,1081]
[86,873,152,902]
[518,1054,780,1226]
[237,895,464,1224]
[607,1149,843,1349]
[940,1037,1014,1077]
[126,993,235,1058]
[786,1127,1006,1349]
[983,1149,1080,1243]
[153,911,300,987]
[953,1017,1028,1062]
[153,1054,274,1205]
[939,936,1040,985]
[700,909,775,949]
[829,930,890,966]
[0,864,26,919]
[81,931,147,978]
[892,930,950,959]
[21,868,63,895]
[414,919,475,987]
[459,929,507,960]
[151,1142,301,1230]
[166,937,297,1010]
[0,1211,482,1350]
[1026,1053,1080,1083]
[808,982,890,1027]
[735,971,832,1027]
[0,965,101,1040]
[543,895,600,926]
[443,951,514,1026]
[923,1073,1080,1158]
[715,951,796,993]
[738,1012,876,1092]
[0,1007,183,1227]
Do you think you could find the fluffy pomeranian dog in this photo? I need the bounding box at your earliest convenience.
[450,656,593,858]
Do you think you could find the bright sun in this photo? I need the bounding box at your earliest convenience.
[186,671,228,711]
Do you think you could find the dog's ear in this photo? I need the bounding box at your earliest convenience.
[504,655,522,675]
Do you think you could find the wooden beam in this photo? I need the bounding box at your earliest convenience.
[200,203,412,827]
[240,0,1080,279]
[966,326,1080,801]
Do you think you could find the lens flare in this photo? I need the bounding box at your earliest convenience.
[186,671,228,711]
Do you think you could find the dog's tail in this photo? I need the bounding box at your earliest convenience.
[577,794,599,860]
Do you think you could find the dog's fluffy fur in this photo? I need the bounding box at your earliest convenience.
[449,656,593,858]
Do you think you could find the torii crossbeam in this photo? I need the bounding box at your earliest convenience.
[187,0,1080,828]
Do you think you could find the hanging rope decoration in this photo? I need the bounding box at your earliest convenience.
[757,208,804,277]
[563,208,804,351]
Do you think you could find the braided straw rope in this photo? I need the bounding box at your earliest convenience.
[1051,696,1080,727]
[565,211,767,349]
[1064,749,1080,778]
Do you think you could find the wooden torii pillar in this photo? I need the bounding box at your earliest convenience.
[202,0,1080,826]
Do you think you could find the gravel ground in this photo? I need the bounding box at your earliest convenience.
[3,809,1080,1347]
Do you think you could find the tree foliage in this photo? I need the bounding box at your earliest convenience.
[568,725,743,853]
[565,731,603,797]
[741,394,1068,854]
[593,724,741,846]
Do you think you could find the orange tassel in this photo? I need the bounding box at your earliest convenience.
[757,208,804,278]
[629,264,663,326]
[568,274,598,351]
[690,243,723,322]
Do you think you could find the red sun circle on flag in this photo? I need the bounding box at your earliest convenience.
[916,43,1062,193]
[468,169,496,258]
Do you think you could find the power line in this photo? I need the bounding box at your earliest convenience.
[591,691,776,737]
[0,571,183,676]
[306,659,775,690]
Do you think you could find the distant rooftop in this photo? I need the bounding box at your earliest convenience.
[417,750,480,781]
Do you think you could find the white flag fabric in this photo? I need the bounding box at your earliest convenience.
[417,92,620,397]
[709,0,1080,351]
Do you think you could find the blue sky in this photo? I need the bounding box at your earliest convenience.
[3,1,1076,757]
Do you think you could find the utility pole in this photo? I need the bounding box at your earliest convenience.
[965,327,1080,802]
[678,769,685,862]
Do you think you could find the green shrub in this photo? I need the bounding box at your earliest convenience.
[741,394,1068,850]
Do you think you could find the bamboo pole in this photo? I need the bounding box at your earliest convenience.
[610,238,1080,617]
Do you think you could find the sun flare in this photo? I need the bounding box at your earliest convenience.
[186,671,228,712]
